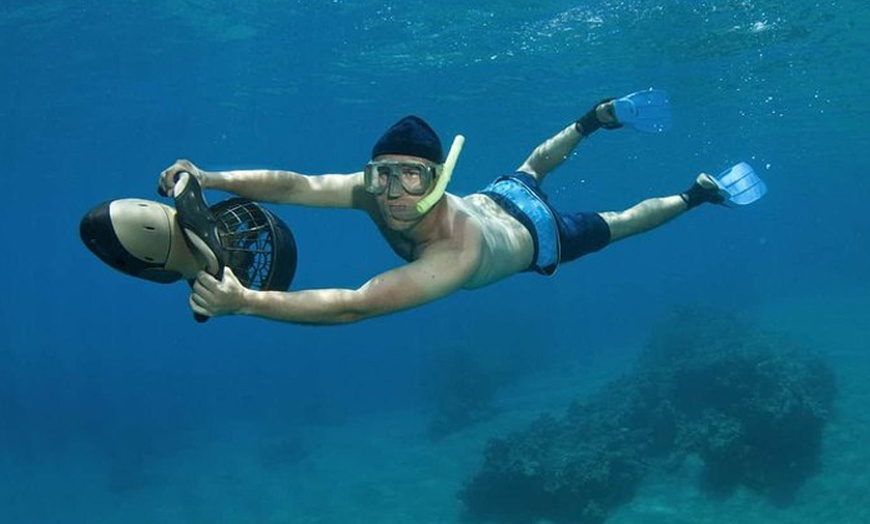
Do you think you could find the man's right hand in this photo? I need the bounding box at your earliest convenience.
[159,159,207,196]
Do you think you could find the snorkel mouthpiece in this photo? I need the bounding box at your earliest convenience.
[416,134,465,215]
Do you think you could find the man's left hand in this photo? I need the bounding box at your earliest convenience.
[189,267,248,318]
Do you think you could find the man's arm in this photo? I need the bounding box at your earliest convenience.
[160,159,367,209]
[189,243,481,325]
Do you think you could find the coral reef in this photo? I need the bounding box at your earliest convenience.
[459,391,649,523]
[460,306,836,523]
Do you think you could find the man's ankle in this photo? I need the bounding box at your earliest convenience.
[574,98,621,137]
[680,174,722,208]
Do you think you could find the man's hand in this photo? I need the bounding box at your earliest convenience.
[159,159,207,196]
[189,267,250,318]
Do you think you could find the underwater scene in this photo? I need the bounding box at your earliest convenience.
[2,0,869,522]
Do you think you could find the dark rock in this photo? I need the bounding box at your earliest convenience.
[459,306,836,522]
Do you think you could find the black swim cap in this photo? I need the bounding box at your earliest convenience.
[372,115,443,164]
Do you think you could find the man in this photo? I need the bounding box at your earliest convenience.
[158,98,726,325]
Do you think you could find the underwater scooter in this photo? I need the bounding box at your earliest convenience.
[80,173,298,322]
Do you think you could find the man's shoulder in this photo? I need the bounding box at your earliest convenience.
[415,232,483,286]
[422,203,485,257]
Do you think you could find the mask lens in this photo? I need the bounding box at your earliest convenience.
[377,166,393,191]
[364,163,388,194]
[399,165,427,195]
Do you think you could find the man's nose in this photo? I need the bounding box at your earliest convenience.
[387,176,403,198]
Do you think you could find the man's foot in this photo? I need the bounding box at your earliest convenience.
[696,173,719,191]
[680,173,724,208]
[595,100,619,127]
[574,99,623,137]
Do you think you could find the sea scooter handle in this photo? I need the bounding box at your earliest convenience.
[172,171,225,323]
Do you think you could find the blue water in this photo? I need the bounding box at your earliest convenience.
[2,1,869,522]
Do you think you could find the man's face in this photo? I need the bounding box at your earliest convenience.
[368,154,437,230]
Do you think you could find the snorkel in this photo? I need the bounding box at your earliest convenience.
[415,134,465,215]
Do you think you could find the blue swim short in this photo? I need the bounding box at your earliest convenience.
[478,172,611,275]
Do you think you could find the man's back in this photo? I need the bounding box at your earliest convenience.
[457,193,534,288]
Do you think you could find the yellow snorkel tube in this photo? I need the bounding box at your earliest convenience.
[415,134,465,215]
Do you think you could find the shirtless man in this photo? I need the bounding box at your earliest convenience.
[158,101,722,325]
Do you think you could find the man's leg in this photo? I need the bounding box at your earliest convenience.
[599,196,687,242]
[518,101,616,183]
[599,174,721,242]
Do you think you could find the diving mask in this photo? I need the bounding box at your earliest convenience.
[363,160,440,196]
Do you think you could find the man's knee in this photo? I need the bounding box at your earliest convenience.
[516,164,541,181]
[599,210,633,242]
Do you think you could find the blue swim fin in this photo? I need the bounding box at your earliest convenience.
[613,88,672,133]
[713,162,768,207]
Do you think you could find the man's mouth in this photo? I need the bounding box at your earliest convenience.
[388,204,419,221]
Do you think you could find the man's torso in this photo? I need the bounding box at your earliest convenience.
[370,193,534,289]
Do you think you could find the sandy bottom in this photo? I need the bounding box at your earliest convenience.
[4,288,870,524]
